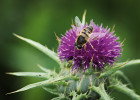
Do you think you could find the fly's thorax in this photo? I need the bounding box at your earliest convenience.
[76,35,87,44]
[74,26,93,49]
[75,35,88,49]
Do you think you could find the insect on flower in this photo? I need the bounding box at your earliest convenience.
[74,26,96,50]
[58,12,122,71]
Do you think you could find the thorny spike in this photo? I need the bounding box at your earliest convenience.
[111,24,115,32]
[54,32,61,44]
[82,10,87,25]
[120,38,126,46]
[72,18,74,25]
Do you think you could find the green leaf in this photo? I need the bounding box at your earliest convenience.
[42,87,59,95]
[7,74,77,94]
[37,64,52,73]
[117,59,140,69]
[99,61,128,78]
[6,76,67,94]
[70,91,87,100]
[38,64,58,78]
[51,94,70,100]
[90,83,113,100]
[109,81,140,100]
[72,92,87,100]
[14,34,60,64]
[7,72,49,78]
[99,59,140,79]
[114,71,133,88]
[7,65,57,79]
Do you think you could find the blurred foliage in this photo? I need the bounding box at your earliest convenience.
[1,0,140,100]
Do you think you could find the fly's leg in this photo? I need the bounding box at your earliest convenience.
[87,41,96,51]
[84,45,87,52]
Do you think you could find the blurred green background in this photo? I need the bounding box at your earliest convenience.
[1,0,140,100]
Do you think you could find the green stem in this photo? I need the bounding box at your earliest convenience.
[90,83,112,100]
[109,83,140,100]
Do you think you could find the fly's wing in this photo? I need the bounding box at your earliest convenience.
[75,10,86,26]
[75,16,83,36]
[75,16,82,27]
[89,32,106,40]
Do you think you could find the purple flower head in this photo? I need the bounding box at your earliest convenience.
[57,16,122,72]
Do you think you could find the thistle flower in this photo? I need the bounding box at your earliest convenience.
[58,17,122,72]
[7,12,140,100]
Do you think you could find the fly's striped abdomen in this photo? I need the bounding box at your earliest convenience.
[81,26,93,36]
